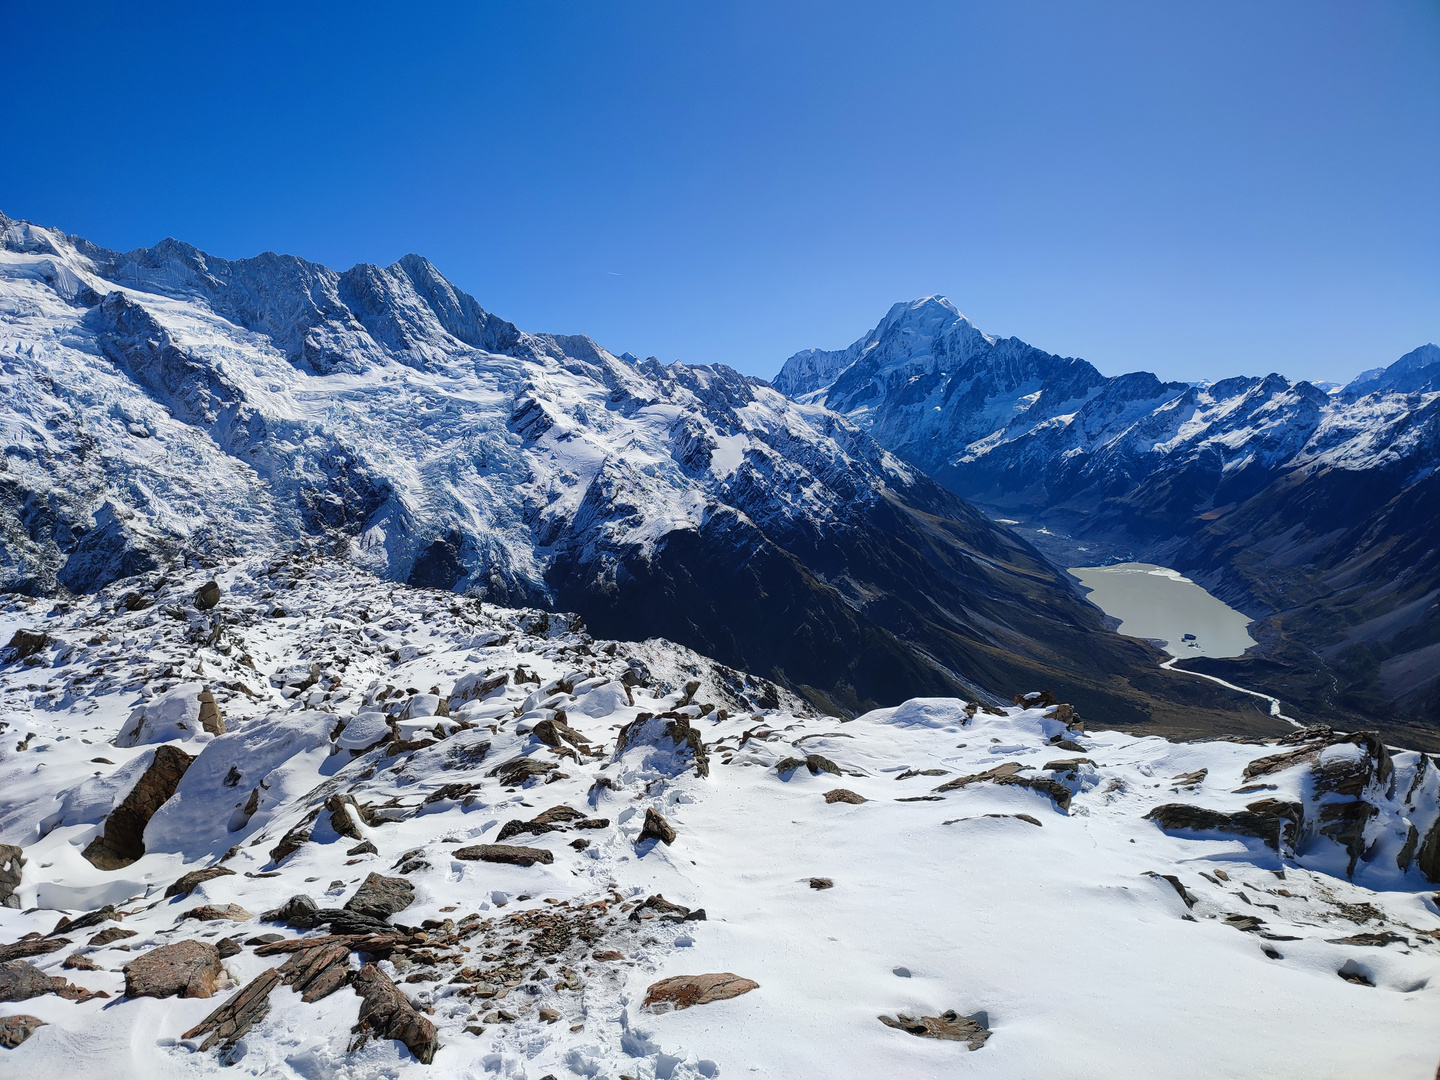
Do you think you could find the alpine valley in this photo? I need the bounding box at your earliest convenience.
[778,297,1440,748]
[2,215,1439,1080]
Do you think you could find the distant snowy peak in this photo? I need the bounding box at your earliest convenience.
[1344,342,1440,397]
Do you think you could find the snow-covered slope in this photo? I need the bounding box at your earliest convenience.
[3,212,1264,728]
[2,558,1438,1078]
[775,300,1440,739]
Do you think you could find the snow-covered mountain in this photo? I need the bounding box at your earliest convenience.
[776,300,1440,740]
[0,214,1252,728]
[2,556,1438,1077]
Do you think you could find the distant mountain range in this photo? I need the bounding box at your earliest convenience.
[1,214,1269,733]
[777,298,1440,742]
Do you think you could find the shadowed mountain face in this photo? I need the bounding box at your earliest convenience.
[778,298,1440,744]
[0,214,1266,732]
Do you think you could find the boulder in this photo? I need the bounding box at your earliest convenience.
[196,690,225,736]
[87,927,136,947]
[879,1009,990,1050]
[343,873,414,921]
[638,808,676,846]
[0,938,68,964]
[279,941,354,1002]
[934,762,1072,812]
[193,580,221,610]
[123,940,222,998]
[642,972,758,1012]
[809,878,834,890]
[164,865,235,899]
[352,963,439,1063]
[0,845,22,909]
[489,757,557,787]
[614,714,709,778]
[261,894,319,928]
[824,788,867,804]
[452,844,554,867]
[0,1013,45,1049]
[82,744,196,869]
[2,629,48,664]
[0,961,55,1002]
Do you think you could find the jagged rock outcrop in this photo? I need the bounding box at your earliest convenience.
[82,744,195,869]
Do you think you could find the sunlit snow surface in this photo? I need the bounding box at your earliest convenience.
[1,558,1438,1079]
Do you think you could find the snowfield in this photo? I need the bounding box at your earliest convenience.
[1,558,1437,1079]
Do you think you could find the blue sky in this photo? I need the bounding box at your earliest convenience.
[4,1,1437,383]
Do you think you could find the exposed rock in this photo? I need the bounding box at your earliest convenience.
[452,844,554,867]
[123,940,223,998]
[532,717,589,752]
[489,757,557,787]
[0,938,67,963]
[1416,816,1440,883]
[2,629,49,663]
[0,961,54,1002]
[182,967,282,1051]
[638,808,676,846]
[895,768,949,780]
[642,972,759,1012]
[347,840,378,856]
[351,962,439,1063]
[1144,801,1303,850]
[1044,757,1094,773]
[614,714,709,778]
[216,938,242,959]
[1317,799,1378,877]
[933,761,1072,811]
[51,904,121,935]
[87,927,135,947]
[0,845,22,909]
[180,903,252,922]
[164,865,236,899]
[809,877,834,890]
[82,744,196,869]
[196,689,225,735]
[325,794,365,840]
[1171,768,1208,787]
[1144,871,1198,908]
[193,580,221,610]
[629,894,704,923]
[62,953,100,971]
[262,894,319,928]
[269,811,318,865]
[879,1009,991,1050]
[344,873,415,921]
[0,1013,45,1049]
[824,788,867,804]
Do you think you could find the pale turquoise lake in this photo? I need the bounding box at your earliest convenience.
[1068,562,1257,660]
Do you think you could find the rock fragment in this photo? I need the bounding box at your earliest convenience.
[164,866,236,899]
[344,873,415,921]
[0,961,55,1002]
[879,1009,990,1050]
[642,972,758,1012]
[824,788,866,804]
[1145,801,1302,851]
[0,845,23,909]
[182,967,282,1051]
[637,808,676,846]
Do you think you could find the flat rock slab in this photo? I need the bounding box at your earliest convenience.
[181,903,252,922]
[0,1013,45,1048]
[182,967,282,1051]
[643,972,759,1012]
[343,873,414,920]
[0,961,55,1002]
[880,1009,991,1050]
[124,940,222,999]
[453,844,554,867]
[0,937,68,964]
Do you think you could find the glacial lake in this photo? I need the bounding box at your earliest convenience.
[1068,562,1257,659]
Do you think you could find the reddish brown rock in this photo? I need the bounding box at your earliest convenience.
[643,972,758,1012]
[352,962,439,1063]
[123,940,222,999]
[180,903,252,923]
[183,967,282,1051]
[0,1013,45,1048]
[638,808,676,846]
[824,788,867,804]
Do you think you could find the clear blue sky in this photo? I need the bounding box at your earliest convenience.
[4,1,1437,383]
